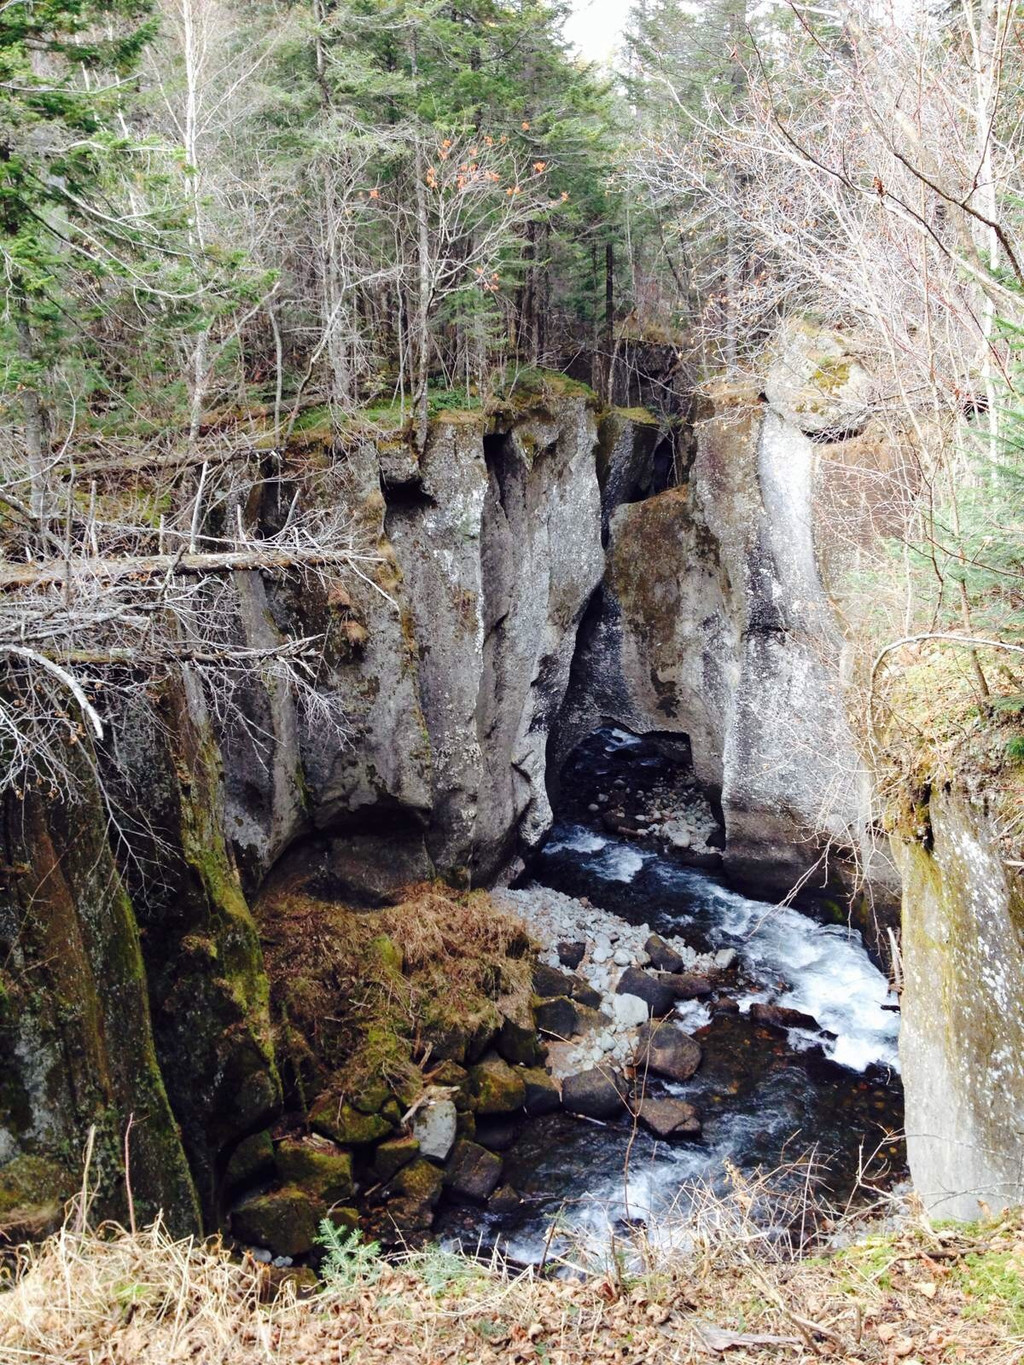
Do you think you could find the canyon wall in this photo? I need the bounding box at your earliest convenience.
[894,790,1024,1219]
[5,356,1017,1240]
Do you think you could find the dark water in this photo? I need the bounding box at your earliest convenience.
[440,729,904,1262]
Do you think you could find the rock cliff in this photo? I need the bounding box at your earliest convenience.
[554,381,876,907]
[894,788,1024,1219]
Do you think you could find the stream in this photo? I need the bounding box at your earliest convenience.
[440,729,904,1263]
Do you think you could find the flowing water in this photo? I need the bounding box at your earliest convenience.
[440,729,904,1262]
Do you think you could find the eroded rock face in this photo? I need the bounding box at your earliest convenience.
[555,384,870,901]
[254,398,606,894]
[386,401,605,881]
[894,790,1024,1220]
[764,318,873,437]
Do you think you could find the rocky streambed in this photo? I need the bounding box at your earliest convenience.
[436,729,904,1261]
[225,730,902,1273]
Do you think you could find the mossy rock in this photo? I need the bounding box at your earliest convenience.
[275,1136,354,1203]
[467,1057,526,1115]
[374,1135,420,1182]
[0,1155,69,1241]
[231,1185,321,1257]
[324,1206,360,1234]
[521,1067,561,1116]
[309,1095,393,1146]
[431,1060,471,1107]
[456,1109,477,1139]
[497,1012,541,1066]
[349,1078,390,1116]
[225,1131,275,1193]
[390,1157,444,1209]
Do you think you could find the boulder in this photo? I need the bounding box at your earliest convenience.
[444,1139,503,1202]
[309,1096,393,1146]
[533,962,577,998]
[615,967,677,1017]
[390,1157,444,1208]
[570,977,603,1010]
[660,972,713,1001]
[634,1021,702,1082]
[557,941,586,970]
[412,1097,458,1161]
[711,997,740,1015]
[225,1130,275,1193]
[231,1187,320,1258]
[635,1098,702,1140]
[374,1136,420,1182]
[749,1002,820,1031]
[488,1184,522,1214]
[534,995,578,1039]
[474,1116,521,1152]
[468,1057,526,1114]
[612,992,650,1027]
[574,1002,613,1035]
[644,934,684,974]
[274,1135,354,1203]
[521,1066,561,1116]
[562,1067,626,1120]
[497,1012,542,1065]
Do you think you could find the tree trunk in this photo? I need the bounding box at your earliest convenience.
[604,241,615,404]
[16,307,47,536]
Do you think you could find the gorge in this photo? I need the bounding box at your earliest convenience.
[4,340,1018,1259]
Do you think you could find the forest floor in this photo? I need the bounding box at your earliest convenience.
[2,1202,1023,1364]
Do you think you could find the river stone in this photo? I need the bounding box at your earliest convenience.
[521,1066,561,1116]
[374,1135,420,1182]
[557,941,586,970]
[615,967,677,1017]
[488,1184,522,1214]
[231,1186,320,1258]
[562,1067,626,1119]
[533,962,577,998]
[274,1135,354,1202]
[633,1020,702,1082]
[749,1002,819,1031]
[570,976,603,1010]
[713,948,738,970]
[444,1139,503,1201]
[474,1116,521,1151]
[712,997,740,1015]
[644,934,684,974]
[535,995,578,1039]
[412,1097,458,1161]
[635,1098,702,1139]
[612,992,649,1027]
[660,971,713,1001]
[497,1012,542,1065]
[468,1057,526,1114]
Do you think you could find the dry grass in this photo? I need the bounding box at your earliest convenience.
[3,1186,1024,1364]
[257,883,536,1105]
